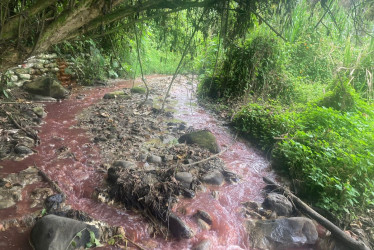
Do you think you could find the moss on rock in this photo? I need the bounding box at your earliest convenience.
[178,130,220,153]
[130,87,146,94]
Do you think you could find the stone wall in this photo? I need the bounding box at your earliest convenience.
[2,54,75,87]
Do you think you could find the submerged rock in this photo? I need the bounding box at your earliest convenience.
[23,77,69,99]
[263,192,293,216]
[30,215,100,250]
[178,130,220,153]
[247,217,318,249]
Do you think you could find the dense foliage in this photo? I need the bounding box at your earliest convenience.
[198,0,374,221]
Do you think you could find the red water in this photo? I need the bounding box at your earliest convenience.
[0,76,275,249]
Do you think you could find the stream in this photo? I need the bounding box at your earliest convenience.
[0,75,276,249]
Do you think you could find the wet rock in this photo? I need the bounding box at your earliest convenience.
[197,218,211,230]
[193,239,211,250]
[130,87,146,94]
[14,145,33,155]
[175,172,193,188]
[33,106,46,118]
[195,210,213,225]
[202,170,224,185]
[30,214,100,250]
[247,217,318,250]
[45,194,65,212]
[182,188,195,198]
[103,90,130,99]
[168,212,194,239]
[178,130,220,153]
[147,155,162,164]
[112,160,136,170]
[263,193,293,216]
[23,77,69,99]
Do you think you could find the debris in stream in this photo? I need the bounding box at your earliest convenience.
[77,77,239,239]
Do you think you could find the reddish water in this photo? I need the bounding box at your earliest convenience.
[0,76,275,249]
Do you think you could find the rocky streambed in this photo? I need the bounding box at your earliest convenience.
[0,75,366,250]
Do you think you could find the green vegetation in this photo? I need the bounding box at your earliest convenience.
[198,0,374,221]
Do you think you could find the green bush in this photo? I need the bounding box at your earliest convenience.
[233,97,374,218]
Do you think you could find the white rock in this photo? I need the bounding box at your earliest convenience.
[18,74,31,80]
[11,75,18,82]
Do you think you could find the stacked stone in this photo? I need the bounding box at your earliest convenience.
[4,53,60,87]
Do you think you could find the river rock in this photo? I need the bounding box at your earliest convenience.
[112,160,136,170]
[178,130,220,153]
[175,172,193,188]
[14,145,33,155]
[30,95,57,102]
[130,86,146,94]
[263,193,293,216]
[247,217,318,250]
[33,106,46,118]
[168,212,194,239]
[30,214,100,250]
[23,77,69,99]
[202,170,224,185]
[195,210,213,225]
[193,239,211,250]
[147,155,162,164]
[103,91,130,99]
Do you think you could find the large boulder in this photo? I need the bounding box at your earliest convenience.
[263,193,293,216]
[30,214,100,250]
[178,130,220,153]
[23,77,69,99]
[247,217,318,250]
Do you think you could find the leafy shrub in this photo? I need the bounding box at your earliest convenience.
[234,97,374,219]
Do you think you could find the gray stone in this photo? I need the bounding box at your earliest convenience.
[202,170,224,185]
[112,160,136,170]
[147,155,162,164]
[23,77,69,99]
[0,199,16,209]
[44,62,57,68]
[161,135,177,144]
[247,217,318,250]
[10,75,18,82]
[193,239,211,250]
[14,68,31,74]
[13,81,25,87]
[175,172,193,188]
[30,215,100,250]
[178,130,220,153]
[14,145,33,155]
[32,63,44,69]
[168,212,194,239]
[18,73,31,80]
[263,193,293,216]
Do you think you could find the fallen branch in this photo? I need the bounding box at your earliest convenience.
[263,177,370,250]
[34,163,65,196]
[3,109,40,144]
